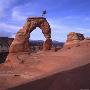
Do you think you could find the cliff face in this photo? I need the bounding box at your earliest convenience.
[0,37,13,63]
[0,52,8,63]
[0,37,13,52]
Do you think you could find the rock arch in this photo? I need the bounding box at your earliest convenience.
[9,17,52,53]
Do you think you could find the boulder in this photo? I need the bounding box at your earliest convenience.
[64,32,85,48]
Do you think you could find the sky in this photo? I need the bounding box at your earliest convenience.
[0,0,90,41]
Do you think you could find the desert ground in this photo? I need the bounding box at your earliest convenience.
[0,39,90,90]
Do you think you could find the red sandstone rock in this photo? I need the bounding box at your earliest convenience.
[6,17,52,63]
[43,39,52,50]
[9,17,52,53]
[64,32,85,48]
[1,39,90,90]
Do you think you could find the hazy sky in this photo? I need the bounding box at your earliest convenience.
[0,0,90,41]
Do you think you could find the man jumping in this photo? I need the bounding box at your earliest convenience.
[42,10,47,17]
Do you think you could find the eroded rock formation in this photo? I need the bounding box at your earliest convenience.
[64,32,85,48]
[9,17,52,53]
[6,17,52,64]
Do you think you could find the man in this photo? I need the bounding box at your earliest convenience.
[42,10,47,17]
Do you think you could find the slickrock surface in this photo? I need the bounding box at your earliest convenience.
[0,39,90,90]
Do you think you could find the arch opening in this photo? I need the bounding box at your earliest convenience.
[30,27,45,40]
[29,27,45,52]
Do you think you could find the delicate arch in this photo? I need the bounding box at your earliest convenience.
[9,17,52,53]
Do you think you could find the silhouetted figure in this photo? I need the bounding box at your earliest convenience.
[42,10,47,17]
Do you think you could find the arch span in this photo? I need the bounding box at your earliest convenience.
[9,17,52,53]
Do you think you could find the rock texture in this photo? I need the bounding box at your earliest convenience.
[1,39,90,90]
[64,32,85,48]
[43,39,52,50]
[6,17,52,64]
[9,17,52,53]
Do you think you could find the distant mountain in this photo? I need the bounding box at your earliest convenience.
[29,40,64,52]
[0,37,13,52]
[0,37,13,63]
[30,40,64,47]
[52,40,64,47]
